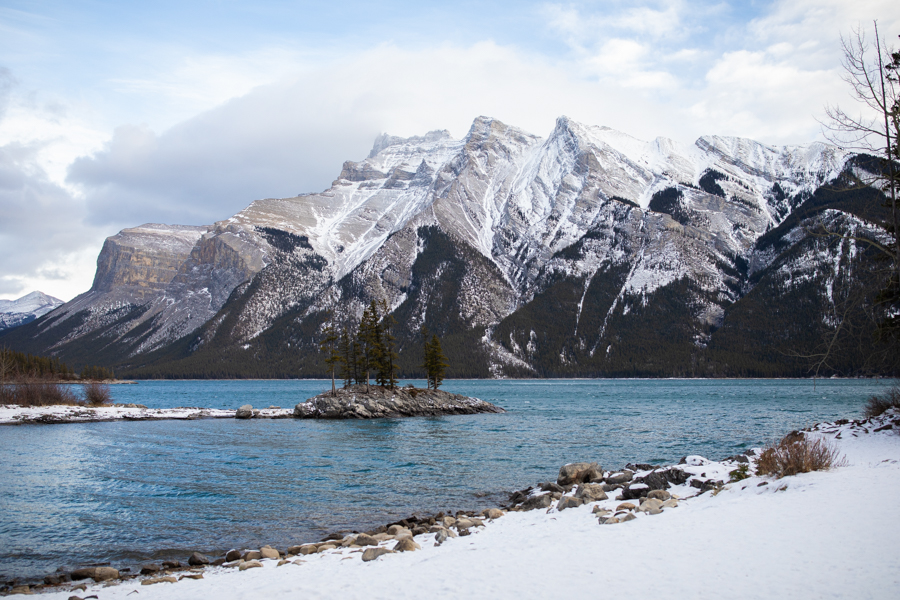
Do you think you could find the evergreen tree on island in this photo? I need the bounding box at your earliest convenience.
[421,326,449,390]
[318,319,342,396]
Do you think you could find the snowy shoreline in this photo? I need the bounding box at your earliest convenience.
[5,409,899,598]
[0,404,294,425]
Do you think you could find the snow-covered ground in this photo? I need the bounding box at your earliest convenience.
[22,410,900,599]
[0,404,292,424]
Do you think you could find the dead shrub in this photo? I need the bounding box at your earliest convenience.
[864,386,900,418]
[0,379,80,407]
[756,434,846,478]
[83,381,112,406]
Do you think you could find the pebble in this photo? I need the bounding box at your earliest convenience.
[238,561,262,571]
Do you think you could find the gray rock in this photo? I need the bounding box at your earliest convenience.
[362,547,394,562]
[235,404,254,419]
[520,493,553,511]
[620,513,637,522]
[605,470,634,485]
[140,564,161,575]
[354,533,379,546]
[620,483,650,500]
[225,549,243,562]
[188,552,210,566]
[243,550,261,560]
[481,508,505,519]
[259,547,279,560]
[575,483,608,502]
[557,462,603,486]
[434,529,450,545]
[393,538,421,552]
[142,576,178,585]
[70,566,119,582]
[557,496,584,510]
[616,502,637,511]
[647,489,671,501]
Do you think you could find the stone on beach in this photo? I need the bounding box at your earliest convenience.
[575,483,608,501]
[520,493,553,510]
[557,462,603,486]
[557,496,584,510]
[71,566,119,582]
[225,549,243,562]
[243,550,262,560]
[142,576,178,585]
[235,405,254,419]
[354,533,380,546]
[647,490,671,501]
[616,502,637,512]
[393,538,421,552]
[188,552,210,566]
[362,547,394,562]
[239,560,262,571]
[481,508,505,519]
[140,564,161,575]
[260,546,280,559]
[605,470,633,485]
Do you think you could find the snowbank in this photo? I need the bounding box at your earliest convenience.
[21,410,900,599]
[0,404,292,424]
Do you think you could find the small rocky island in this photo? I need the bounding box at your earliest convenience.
[292,385,505,419]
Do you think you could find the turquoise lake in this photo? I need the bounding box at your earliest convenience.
[0,378,894,581]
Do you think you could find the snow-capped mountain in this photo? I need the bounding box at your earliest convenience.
[0,291,64,332]
[1,116,890,376]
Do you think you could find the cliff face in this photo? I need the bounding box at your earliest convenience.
[1,116,893,376]
[90,224,207,300]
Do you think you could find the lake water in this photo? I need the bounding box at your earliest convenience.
[0,378,894,582]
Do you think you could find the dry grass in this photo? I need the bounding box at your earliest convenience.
[863,386,900,418]
[83,381,112,406]
[756,433,846,478]
[0,379,81,406]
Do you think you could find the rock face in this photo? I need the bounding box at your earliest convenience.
[5,116,892,379]
[293,385,505,419]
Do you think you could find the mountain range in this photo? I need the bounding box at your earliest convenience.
[0,292,63,334]
[1,116,894,377]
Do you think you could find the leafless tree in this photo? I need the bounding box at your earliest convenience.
[818,23,900,352]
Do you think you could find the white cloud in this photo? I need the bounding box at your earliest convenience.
[5,0,900,301]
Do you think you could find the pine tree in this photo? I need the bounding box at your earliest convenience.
[338,329,353,388]
[378,299,399,389]
[318,321,342,396]
[428,334,450,390]
[358,302,384,393]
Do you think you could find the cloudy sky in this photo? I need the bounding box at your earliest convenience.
[1,0,898,301]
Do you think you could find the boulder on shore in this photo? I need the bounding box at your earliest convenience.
[293,385,505,419]
[557,462,603,486]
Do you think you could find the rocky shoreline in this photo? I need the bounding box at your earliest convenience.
[291,385,505,419]
[0,386,504,425]
[3,409,897,597]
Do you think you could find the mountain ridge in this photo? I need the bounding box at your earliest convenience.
[2,115,894,377]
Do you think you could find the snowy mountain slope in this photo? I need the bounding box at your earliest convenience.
[3,115,891,377]
[0,291,63,332]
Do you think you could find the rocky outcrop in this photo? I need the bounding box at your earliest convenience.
[293,385,505,419]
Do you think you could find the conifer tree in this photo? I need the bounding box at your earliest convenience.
[338,329,353,388]
[318,321,341,396]
[378,299,399,389]
[428,334,450,390]
[358,302,384,393]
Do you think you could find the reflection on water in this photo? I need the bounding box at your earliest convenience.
[0,378,894,580]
